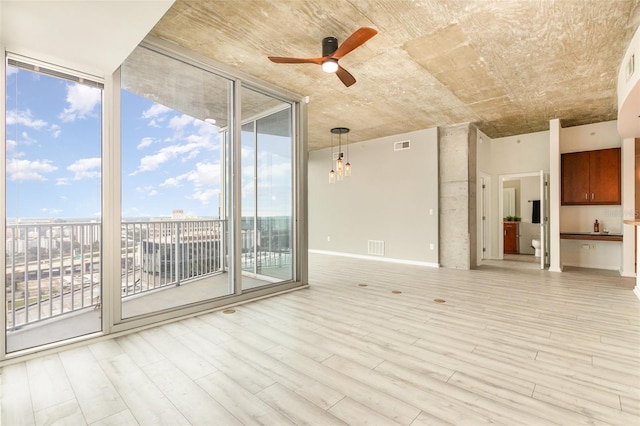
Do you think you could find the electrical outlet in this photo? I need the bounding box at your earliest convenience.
[582,244,590,250]
[429,243,435,250]
[327,236,331,242]
[590,244,596,250]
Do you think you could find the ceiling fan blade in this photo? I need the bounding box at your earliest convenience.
[268,56,324,65]
[332,27,377,60]
[336,65,356,87]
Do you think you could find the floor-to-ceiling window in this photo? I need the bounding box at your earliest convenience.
[241,90,293,289]
[117,42,301,320]
[119,46,234,318]
[4,58,103,352]
[2,38,305,358]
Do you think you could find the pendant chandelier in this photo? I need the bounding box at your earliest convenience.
[329,127,351,183]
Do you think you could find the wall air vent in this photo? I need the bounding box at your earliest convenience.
[368,240,385,256]
[394,140,411,151]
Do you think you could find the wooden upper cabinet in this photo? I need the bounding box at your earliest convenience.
[589,148,621,204]
[561,151,590,204]
[561,147,621,205]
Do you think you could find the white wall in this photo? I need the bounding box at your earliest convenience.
[308,128,439,265]
[1,1,173,77]
[618,24,640,138]
[559,120,624,271]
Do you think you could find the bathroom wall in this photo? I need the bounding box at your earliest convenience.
[518,175,541,254]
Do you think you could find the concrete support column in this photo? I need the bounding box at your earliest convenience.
[439,123,477,269]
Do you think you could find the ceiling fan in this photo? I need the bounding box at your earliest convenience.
[268,27,377,87]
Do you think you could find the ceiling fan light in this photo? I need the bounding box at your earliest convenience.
[322,59,338,73]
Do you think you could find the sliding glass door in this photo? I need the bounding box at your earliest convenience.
[119,46,232,318]
[241,88,294,290]
[3,38,304,357]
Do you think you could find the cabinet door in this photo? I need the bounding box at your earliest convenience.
[589,148,621,204]
[503,223,518,254]
[561,151,590,205]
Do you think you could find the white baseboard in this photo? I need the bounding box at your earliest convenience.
[309,249,439,268]
[634,286,640,301]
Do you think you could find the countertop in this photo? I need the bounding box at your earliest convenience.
[559,232,623,241]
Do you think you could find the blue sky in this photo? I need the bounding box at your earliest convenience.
[5,65,292,220]
[121,90,223,219]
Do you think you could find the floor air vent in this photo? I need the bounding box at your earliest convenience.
[394,140,410,151]
[368,240,385,256]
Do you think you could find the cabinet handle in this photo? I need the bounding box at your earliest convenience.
[585,193,588,200]
[591,193,594,200]
[504,230,506,236]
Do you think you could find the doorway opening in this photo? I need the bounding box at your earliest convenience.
[492,171,550,270]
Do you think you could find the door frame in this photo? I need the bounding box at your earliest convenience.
[498,171,543,260]
[478,172,492,264]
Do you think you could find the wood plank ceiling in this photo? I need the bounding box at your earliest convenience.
[148,0,640,150]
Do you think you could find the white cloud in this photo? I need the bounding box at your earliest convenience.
[178,162,220,187]
[142,103,171,119]
[168,114,194,130]
[5,139,17,152]
[189,188,219,205]
[41,207,63,215]
[6,109,48,129]
[50,124,61,138]
[132,150,175,174]
[7,158,57,181]
[7,67,18,77]
[59,83,101,122]
[135,186,159,197]
[183,150,200,161]
[67,157,101,180]
[137,137,153,149]
[160,177,181,188]
[56,178,70,186]
[159,162,221,205]
[131,140,212,174]
[136,185,155,193]
[20,131,37,145]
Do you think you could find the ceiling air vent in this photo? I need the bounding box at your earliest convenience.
[394,140,410,151]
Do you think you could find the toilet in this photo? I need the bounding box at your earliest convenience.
[531,239,541,257]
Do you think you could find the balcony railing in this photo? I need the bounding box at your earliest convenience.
[5,217,292,330]
[5,221,102,330]
[120,220,226,297]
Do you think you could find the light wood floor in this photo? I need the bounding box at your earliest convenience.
[1,252,639,425]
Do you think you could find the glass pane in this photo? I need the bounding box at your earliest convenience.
[120,46,232,318]
[241,87,293,290]
[5,62,102,352]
